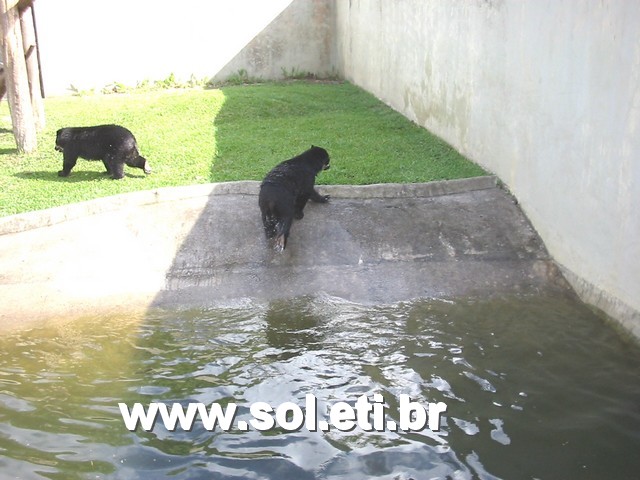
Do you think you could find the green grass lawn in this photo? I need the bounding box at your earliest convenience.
[0,81,485,217]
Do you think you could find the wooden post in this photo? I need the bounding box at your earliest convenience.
[19,2,44,130]
[0,0,37,153]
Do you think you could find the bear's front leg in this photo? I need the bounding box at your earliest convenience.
[106,154,125,179]
[310,188,330,203]
[58,152,78,177]
[294,194,310,219]
[102,160,113,175]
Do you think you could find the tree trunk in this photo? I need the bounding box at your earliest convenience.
[19,3,44,130]
[0,0,37,153]
[0,66,6,102]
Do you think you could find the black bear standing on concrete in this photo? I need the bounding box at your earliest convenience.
[259,146,330,252]
[55,124,151,180]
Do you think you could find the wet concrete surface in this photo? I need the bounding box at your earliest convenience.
[0,177,571,328]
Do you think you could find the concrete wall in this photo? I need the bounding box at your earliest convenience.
[213,0,336,82]
[336,0,640,333]
[35,0,334,95]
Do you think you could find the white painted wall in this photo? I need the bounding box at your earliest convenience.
[336,0,640,333]
[34,0,334,95]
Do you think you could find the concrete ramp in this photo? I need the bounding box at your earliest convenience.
[0,177,570,329]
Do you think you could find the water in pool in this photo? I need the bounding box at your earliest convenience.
[1,293,639,479]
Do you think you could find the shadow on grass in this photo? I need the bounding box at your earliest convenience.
[13,170,147,182]
[210,84,334,183]
[209,82,487,185]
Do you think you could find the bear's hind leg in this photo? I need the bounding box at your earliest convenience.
[274,216,293,252]
[262,212,278,239]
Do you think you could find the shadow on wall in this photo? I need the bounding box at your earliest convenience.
[36,0,335,95]
[149,178,573,313]
[210,0,337,84]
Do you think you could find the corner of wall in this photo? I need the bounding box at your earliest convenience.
[559,264,640,341]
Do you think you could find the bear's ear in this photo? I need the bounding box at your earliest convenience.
[311,144,316,148]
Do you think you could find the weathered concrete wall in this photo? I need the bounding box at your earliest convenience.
[212,0,336,82]
[35,0,334,95]
[1,178,576,332]
[336,0,640,334]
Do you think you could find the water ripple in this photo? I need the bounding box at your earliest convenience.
[0,294,639,478]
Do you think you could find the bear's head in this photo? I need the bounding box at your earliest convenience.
[308,145,330,173]
[54,128,68,152]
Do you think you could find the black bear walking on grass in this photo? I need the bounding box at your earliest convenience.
[55,124,151,180]
[259,146,330,252]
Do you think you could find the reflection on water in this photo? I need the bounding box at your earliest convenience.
[1,293,640,479]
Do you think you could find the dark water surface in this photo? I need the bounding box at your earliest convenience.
[1,293,639,479]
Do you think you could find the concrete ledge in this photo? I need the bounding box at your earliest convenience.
[0,181,258,236]
[0,176,576,332]
[321,175,497,199]
[0,176,496,235]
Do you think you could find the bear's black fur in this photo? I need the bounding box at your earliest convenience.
[259,146,330,251]
[55,124,151,180]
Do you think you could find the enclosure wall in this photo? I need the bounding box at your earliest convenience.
[335,0,640,333]
[33,0,639,333]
